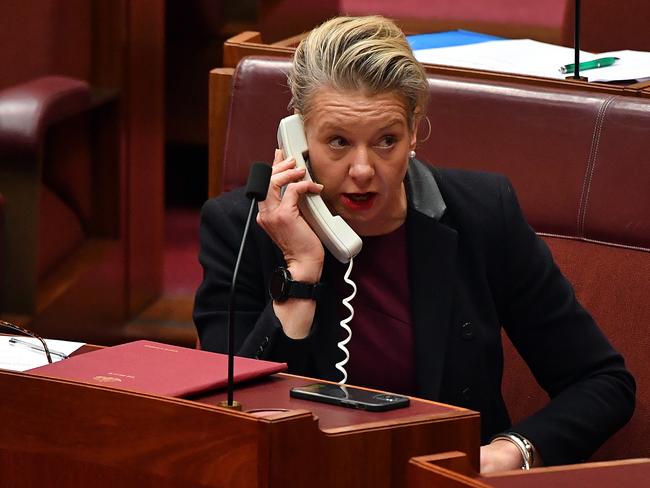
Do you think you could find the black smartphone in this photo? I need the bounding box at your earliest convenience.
[289,383,410,412]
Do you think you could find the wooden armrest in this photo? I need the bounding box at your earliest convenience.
[223,31,294,67]
[411,451,478,477]
[0,76,91,158]
[271,32,307,47]
[227,31,263,44]
[409,452,488,487]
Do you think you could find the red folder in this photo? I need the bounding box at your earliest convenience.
[27,340,287,398]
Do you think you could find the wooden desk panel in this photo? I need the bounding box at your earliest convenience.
[408,452,650,488]
[198,374,469,430]
[1,367,479,488]
[199,374,480,487]
[486,459,650,487]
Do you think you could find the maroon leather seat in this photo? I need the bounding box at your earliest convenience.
[218,56,649,461]
[0,77,99,315]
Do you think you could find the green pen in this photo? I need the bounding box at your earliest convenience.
[560,56,619,74]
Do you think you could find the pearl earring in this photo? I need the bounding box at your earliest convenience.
[409,150,416,159]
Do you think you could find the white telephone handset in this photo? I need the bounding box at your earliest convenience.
[277,114,362,263]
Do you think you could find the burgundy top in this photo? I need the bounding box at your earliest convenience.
[335,224,417,395]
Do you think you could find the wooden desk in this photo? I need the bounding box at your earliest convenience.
[407,452,650,488]
[0,366,479,488]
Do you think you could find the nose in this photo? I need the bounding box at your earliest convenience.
[348,147,375,183]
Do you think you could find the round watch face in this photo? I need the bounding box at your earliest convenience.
[269,267,290,301]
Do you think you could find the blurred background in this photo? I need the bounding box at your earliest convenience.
[1,0,648,348]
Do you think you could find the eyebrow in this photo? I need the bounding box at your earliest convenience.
[378,119,407,131]
[319,118,406,133]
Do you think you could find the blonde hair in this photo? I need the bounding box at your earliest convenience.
[288,16,429,131]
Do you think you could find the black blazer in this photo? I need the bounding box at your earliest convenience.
[194,159,635,466]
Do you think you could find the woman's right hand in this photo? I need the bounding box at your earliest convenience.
[257,149,325,284]
[257,149,325,339]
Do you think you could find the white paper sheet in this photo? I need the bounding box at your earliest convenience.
[0,336,85,371]
[414,39,650,83]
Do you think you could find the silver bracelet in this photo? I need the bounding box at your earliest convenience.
[491,432,535,470]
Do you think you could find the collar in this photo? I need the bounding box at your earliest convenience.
[405,158,447,221]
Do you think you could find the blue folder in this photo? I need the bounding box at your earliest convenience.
[407,30,505,51]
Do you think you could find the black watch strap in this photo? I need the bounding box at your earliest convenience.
[269,267,323,302]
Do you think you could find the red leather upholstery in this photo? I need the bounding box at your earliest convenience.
[221,57,294,194]
[220,56,650,460]
[0,76,92,312]
[0,77,91,156]
[424,79,650,249]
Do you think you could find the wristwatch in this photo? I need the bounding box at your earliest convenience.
[269,267,323,302]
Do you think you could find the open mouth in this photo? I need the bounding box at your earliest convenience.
[346,193,373,202]
[341,193,376,210]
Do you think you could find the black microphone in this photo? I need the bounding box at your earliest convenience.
[221,162,272,410]
[245,163,273,201]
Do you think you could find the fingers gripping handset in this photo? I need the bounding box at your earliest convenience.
[277,115,362,263]
[277,114,360,384]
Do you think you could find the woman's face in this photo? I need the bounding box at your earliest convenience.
[303,87,417,236]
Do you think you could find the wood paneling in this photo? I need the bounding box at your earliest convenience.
[123,0,165,315]
[1,368,480,488]
[208,68,234,197]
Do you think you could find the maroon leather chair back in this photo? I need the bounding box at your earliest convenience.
[424,80,650,248]
[221,57,294,193]
[221,56,650,460]
[0,77,91,311]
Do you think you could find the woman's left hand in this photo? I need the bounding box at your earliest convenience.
[480,440,525,474]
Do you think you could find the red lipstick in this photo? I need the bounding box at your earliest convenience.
[341,193,376,211]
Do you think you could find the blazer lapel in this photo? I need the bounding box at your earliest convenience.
[404,159,458,400]
[408,210,458,400]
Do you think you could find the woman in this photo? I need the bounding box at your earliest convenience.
[194,16,634,472]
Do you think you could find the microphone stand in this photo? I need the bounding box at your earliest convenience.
[567,0,588,81]
[218,162,272,411]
